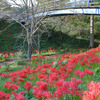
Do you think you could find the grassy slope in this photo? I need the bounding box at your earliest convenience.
[0,20,99,53]
[0,20,24,52]
[41,31,99,53]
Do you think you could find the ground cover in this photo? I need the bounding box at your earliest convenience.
[0,45,100,100]
[1,20,99,53]
[0,51,18,61]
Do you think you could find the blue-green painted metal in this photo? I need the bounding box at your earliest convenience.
[19,0,100,22]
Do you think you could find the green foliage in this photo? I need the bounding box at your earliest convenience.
[0,64,9,73]
[95,21,100,36]
[0,15,100,53]
[0,20,25,51]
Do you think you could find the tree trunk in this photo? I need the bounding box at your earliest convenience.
[90,15,94,48]
[38,33,41,55]
[27,26,32,61]
[59,22,62,40]
[27,43,32,60]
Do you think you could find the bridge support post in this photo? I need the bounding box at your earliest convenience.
[87,0,90,7]
[74,0,77,7]
[90,15,94,48]
[47,0,48,11]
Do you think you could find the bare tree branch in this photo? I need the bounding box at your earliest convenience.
[0,22,15,34]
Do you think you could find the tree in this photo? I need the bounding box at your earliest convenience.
[8,0,48,60]
[0,0,11,19]
[0,0,9,10]
[90,15,94,48]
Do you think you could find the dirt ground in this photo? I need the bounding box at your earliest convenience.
[0,54,57,66]
[0,60,15,66]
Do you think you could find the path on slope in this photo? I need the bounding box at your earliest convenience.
[0,54,57,66]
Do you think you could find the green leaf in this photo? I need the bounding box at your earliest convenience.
[62,60,68,64]
[95,67,100,73]
[52,61,58,67]
[9,94,14,100]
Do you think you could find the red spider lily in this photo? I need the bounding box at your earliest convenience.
[3,82,19,90]
[17,78,24,82]
[84,69,94,75]
[24,82,32,91]
[30,76,34,80]
[0,91,10,100]
[82,82,100,100]
[43,92,52,99]
[0,45,100,100]
[14,91,25,100]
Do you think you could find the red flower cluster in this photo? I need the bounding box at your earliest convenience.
[0,45,100,99]
[82,82,100,100]
[13,91,25,100]
[0,51,17,61]
[24,82,32,90]
[0,91,10,100]
[3,81,19,90]
[34,48,59,54]
[74,69,94,78]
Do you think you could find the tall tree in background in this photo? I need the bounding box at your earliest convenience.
[0,0,9,10]
[0,0,11,19]
[8,0,48,60]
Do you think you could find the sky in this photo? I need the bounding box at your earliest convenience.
[8,0,23,5]
[8,0,37,6]
[70,0,80,2]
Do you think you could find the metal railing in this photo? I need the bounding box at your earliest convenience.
[37,0,100,12]
[18,0,100,22]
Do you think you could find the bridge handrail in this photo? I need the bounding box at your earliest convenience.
[18,0,100,22]
[37,0,100,13]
